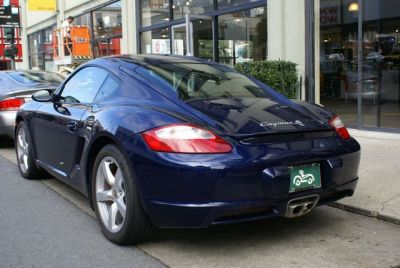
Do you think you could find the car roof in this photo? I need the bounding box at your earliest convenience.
[88,54,214,67]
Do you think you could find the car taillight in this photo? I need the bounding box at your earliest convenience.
[142,124,233,153]
[0,98,25,111]
[329,115,350,140]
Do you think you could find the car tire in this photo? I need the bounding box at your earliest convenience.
[92,144,154,245]
[15,121,45,180]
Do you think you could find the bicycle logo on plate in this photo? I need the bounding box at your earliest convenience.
[293,170,315,186]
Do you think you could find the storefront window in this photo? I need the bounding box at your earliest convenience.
[138,0,267,65]
[319,0,400,130]
[173,0,213,20]
[141,28,171,54]
[28,32,43,56]
[218,7,267,66]
[141,0,170,27]
[93,1,122,39]
[74,13,91,27]
[28,26,55,71]
[92,1,122,57]
[361,0,400,129]
[319,0,358,126]
[192,20,213,58]
[217,0,253,9]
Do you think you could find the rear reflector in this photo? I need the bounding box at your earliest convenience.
[329,115,350,140]
[142,124,233,154]
[0,98,25,111]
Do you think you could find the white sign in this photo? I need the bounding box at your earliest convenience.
[152,39,170,54]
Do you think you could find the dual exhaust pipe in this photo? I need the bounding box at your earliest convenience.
[285,195,319,218]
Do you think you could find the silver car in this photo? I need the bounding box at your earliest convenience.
[0,70,64,139]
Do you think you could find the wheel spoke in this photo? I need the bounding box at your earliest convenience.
[23,154,28,170]
[23,142,29,153]
[96,190,113,202]
[108,202,118,230]
[115,196,126,218]
[101,161,115,186]
[18,150,24,162]
[114,168,123,191]
[18,135,24,148]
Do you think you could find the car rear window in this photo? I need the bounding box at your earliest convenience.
[7,71,64,84]
[135,62,271,101]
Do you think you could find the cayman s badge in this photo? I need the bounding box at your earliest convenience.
[260,120,306,128]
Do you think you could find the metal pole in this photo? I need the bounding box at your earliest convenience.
[305,0,315,102]
[357,0,363,128]
[10,28,15,70]
[185,13,192,56]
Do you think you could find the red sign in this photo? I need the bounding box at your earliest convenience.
[320,1,341,25]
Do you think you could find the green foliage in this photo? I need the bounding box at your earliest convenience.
[234,60,298,98]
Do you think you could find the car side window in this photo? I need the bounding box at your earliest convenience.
[60,67,108,103]
[93,74,121,103]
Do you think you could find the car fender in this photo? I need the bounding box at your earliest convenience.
[80,105,192,207]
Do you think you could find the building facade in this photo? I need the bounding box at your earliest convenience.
[19,0,400,132]
[0,0,23,70]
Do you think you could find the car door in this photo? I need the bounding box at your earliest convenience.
[32,66,109,174]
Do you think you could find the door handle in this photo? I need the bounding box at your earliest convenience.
[67,121,77,132]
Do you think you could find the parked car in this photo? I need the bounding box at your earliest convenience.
[15,55,360,245]
[0,70,64,139]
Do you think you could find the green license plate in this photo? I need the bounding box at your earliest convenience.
[289,163,321,193]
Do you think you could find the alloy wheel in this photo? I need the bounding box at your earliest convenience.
[95,156,127,233]
[17,127,29,173]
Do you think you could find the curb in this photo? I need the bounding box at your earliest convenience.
[330,202,400,226]
[348,128,400,140]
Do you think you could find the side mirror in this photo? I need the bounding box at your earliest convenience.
[32,90,53,102]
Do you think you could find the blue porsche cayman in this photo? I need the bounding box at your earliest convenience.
[15,55,360,244]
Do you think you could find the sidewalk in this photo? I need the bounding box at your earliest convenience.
[332,129,400,224]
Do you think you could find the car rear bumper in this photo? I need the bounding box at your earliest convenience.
[125,136,361,228]
[0,111,17,138]
[146,178,358,227]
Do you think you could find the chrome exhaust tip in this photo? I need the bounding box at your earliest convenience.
[285,195,319,218]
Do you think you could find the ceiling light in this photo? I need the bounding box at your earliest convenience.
[348,2,359,12]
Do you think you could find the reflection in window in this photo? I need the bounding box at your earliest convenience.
[141,0,170,27]
[218,0,253,9]
[319,0,400,129]
[94,75,121,102]
[92,1,122,57]
[61,67,109,103]
[193,20,213,59]
[141,28,171,54]
[28,26,56,71]
[93,1,122,39]
[137,62,271,100]
[93,37,121,57]
[74,13,91,27]
[218,7,267,66]
[173,0,213,20]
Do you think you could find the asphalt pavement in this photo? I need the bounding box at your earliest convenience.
[1,139,400,267]
[0,154,164,268]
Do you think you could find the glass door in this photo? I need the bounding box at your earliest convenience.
[172,15,213,57]
[172,23,191,56]
[361,0,400,129]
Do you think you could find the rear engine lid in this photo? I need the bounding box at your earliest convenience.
[185,97,331,138]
